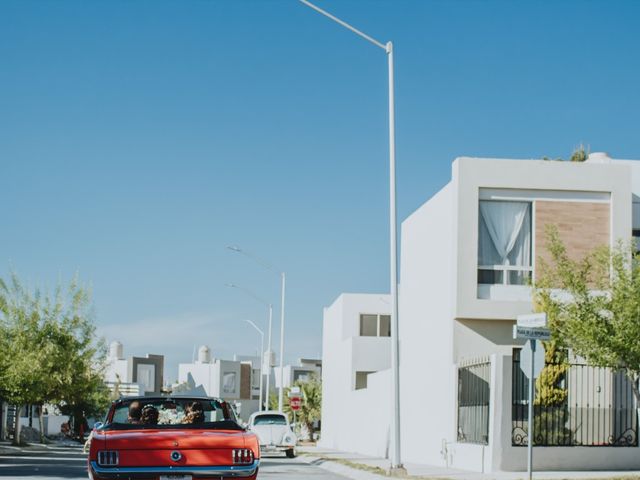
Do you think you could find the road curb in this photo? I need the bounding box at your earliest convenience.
[298,454,390,480]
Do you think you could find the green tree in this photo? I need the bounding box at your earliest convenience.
[0,273,110,444]
[266,377,322,442]
[293,375,322,442]
[533,228,640,404]
[0,274,50,444]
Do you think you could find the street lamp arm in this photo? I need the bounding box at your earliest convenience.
[225,283,271,308]
[299,0,387,51]
[244,319,264,336]
[226,245,283,276]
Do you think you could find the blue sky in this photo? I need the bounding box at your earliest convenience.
[1,0,639,381]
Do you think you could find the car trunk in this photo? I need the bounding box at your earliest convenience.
[251,425,287,446]
[103,429,247,467]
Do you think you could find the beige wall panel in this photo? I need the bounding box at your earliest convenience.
[535,201,609,269]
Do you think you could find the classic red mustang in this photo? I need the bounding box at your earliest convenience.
[88,396,259,480]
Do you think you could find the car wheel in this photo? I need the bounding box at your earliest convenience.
[286,448,296,458]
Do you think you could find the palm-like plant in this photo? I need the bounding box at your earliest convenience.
[293,375,321,442]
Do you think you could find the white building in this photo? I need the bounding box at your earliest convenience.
[178,346,259,421]
[274,358,322,389]
[104,341,164,396]
[322,154,640,472]
[319,293,391,457]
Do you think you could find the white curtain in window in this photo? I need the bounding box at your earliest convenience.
[478,201,531,267]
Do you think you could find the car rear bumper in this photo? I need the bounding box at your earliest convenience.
[259,445,294,453]
[89,459,259,479]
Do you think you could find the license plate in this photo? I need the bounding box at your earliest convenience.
[159,476,192,480]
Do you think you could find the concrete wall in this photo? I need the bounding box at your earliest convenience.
[178,359,242,401]
[179,362,215,395]
[319,295,350,449]
[399,183,457,466]
[321,369,392,458]
[319,293,391,454]
[105,358,128,383]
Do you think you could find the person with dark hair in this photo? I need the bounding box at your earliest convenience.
[140,405,159,425]
[183,401,205,424]
[128,401,142,424]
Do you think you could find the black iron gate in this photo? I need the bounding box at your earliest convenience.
[512,349,637,446]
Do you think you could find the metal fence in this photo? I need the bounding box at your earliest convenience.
[512,350,638,447]
[458,359,491,445]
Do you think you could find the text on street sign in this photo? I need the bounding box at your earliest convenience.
[513,325,551,340]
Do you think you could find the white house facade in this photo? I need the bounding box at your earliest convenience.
[399,155,639,471]
[319,293,392,457]
[321,154,640,472]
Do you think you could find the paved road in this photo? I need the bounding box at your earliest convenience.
[0,447,349,479]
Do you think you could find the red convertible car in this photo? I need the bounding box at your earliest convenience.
[88,396,259,480]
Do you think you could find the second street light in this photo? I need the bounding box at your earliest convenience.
[227,246,287,412]
[225,283,274,411]
[299,0,403,471]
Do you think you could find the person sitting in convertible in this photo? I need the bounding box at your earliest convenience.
[183,401,205,424]
[128,401,142,424]
[140,404,159,425]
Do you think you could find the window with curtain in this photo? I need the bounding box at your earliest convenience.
[478,200,532,285]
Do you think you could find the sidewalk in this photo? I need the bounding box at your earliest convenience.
[0,439,83,456]
[298,446,640,480]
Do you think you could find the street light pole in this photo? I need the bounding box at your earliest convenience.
[278,271,286,412]
[225,283,273,411]
[244,320,265,412]
[298,0,402,470]
[227,246,287,413]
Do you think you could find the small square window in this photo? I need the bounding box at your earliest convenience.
[355,371,372,390]
[360,314,378,336]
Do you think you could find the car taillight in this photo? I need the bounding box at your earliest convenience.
[97,450,119,466]
[232,448,254,464]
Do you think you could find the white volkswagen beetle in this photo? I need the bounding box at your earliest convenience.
[247,410,297,458]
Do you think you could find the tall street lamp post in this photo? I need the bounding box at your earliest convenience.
[227,246,287,412]
[225,283,273,411]
[243,319,265,412]
[298,0,402,470]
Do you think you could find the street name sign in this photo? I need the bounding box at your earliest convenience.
[513,325,551,340]
[288,387,301,397]
[517,312,547,328]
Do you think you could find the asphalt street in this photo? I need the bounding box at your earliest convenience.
[0,446,350,480]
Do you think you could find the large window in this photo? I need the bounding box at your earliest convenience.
[359,314,391,337]
[478,200,532,285]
